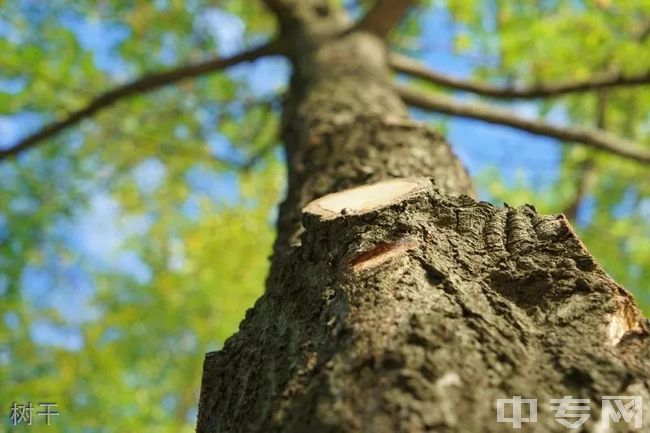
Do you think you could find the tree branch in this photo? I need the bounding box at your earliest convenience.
[356,0,417,38]
[0,41,284,162]
[395,84,650,164]
[390,53,650,99]
[563,158,597,221]
[260,0,294,24]
[637,20,650,42]
[563,89,609,219]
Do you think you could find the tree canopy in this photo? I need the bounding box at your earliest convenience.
[1,0,649,431]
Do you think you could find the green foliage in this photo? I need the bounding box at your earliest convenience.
[1,1,649,432]
[466,1,650,312]
[403,0,650,309]
[1,1,283,431]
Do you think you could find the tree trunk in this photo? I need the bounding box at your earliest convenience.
[197,2,650,432]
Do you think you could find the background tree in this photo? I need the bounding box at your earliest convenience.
[1,0,649,432]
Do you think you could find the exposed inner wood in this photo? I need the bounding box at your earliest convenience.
[607,294,644,345]
[302,178,430,219]
[347,238,417,272]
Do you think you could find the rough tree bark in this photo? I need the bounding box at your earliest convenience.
[197,2,650,432]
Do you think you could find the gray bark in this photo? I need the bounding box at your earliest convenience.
[196,2,650,432]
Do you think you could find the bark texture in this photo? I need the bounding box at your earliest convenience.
[198,179,650,432]
[197,2,650,432]
[274,29,472,256]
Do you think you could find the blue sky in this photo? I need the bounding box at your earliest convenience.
[4,4,570,350]
[414,5,561,186]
